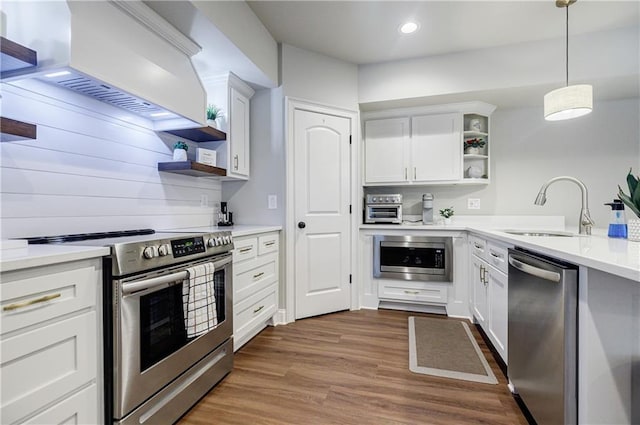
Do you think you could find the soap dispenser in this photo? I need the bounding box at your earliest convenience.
[605,200,627,238]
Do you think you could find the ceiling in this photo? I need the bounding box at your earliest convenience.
[247,1,639,65]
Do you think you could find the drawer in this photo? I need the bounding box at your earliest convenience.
[234,286,277,342]
[258,233,279,256]
[233,237,258,264]
[487,241,509,274]
[1,311,97,425]
[22,383,97,425]
[234,254,278,304]
[378,281,448,305]
[1,260,100,335]
[469,235,487,260]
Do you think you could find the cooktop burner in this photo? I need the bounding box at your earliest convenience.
[24,229,156,244]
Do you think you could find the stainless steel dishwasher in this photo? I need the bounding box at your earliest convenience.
[508,248,578,425]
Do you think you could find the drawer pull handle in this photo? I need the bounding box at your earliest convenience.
[239,247,253,253]
[3,293,61,311]
[474,243,483,249]
[253,272,265,280]
[264,241,275,247]
[490,252,502,259]
[403,290,420,295]
[253,305,265,314]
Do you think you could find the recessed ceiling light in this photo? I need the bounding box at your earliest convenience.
[399,21,419,34]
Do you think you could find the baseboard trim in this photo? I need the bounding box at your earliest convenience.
[270,309,288,326]
[473,320,507,378]
[378,301,447,315]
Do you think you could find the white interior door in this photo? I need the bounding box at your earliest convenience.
[294,109,351,319]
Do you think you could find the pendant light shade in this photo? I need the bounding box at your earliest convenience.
[544,0,592,121]
[544,84,592,121]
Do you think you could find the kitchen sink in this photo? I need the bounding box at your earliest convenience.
[502,230,576,237]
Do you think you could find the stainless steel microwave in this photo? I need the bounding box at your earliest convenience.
[373,235,453,281]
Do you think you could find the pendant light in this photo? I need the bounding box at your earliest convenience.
[544,0,592,121]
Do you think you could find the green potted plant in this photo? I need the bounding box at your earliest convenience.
[173,141,188,161]
[464,138,486,155]
[206,104,223,128]
[439,207,454,225]
[618,168,640,241]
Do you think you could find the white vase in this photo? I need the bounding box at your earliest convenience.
[207,119,217,129]
[466,166,483,178]
[173,148,187,161]
[465,146,480,155]
[628,219,640,242]
[444,217,452,225]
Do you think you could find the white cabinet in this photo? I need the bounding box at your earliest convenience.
[0,259,102,425]
[364,113,461,185]
[201,72,255,180]
[232,231,279,351]
[363,102,495,185]
[468,235,510,363]
[229,86,251,178]
[471,255,489,328]
[363,117,409,183]
[411,114,462,182]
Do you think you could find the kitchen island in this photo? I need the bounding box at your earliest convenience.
[360,218,639,424]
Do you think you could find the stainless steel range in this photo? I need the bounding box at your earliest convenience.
[27,229,234,425]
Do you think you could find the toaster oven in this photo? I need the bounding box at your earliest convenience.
[365,194,403,224]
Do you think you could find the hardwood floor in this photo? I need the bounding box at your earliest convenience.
[178,309,528,425]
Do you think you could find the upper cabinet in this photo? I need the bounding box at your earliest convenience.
[363,117,410,183]
[411,113,462,182]
[201,72,255,180]
[363,102,495,186]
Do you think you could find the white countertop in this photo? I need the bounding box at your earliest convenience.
[0,245,110,273]
[161,225,282,238]
[0,225,282,273]
[360,221,640,283]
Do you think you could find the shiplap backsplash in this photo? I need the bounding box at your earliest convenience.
[0,81,221,239]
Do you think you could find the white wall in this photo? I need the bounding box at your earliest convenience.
[0,81,220,239]
[365,97,640,229]
[223,87,285,226]
[281,43,359,111]
[358,26,638,105]
[491,98,639,228]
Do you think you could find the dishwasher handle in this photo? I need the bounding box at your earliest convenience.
[508,255,561,282]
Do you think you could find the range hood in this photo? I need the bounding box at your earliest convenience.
[1,0,207,129]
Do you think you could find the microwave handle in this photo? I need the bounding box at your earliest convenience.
[122,271,188,295]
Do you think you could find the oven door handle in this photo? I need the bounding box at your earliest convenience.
[122,271,188,295]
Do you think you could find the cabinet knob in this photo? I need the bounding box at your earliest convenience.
[298,221,306,229]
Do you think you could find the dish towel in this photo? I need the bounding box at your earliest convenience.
[182,262,217,338]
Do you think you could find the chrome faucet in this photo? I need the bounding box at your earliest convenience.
[534,176,595,235]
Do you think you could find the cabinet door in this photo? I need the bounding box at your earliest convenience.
[411,113,462,182]
[364,117,410,184]
[471,256,488,328]
[229,86,250,179]
[488,267,508,363]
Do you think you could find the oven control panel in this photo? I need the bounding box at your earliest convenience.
[171,237,206,258]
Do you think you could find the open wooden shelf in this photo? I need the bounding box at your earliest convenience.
[164,126,226,142]
[1,36,37,75]
[1,117,37,142]
[158,161,227,177]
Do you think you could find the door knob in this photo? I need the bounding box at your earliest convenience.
[298,221,306,229]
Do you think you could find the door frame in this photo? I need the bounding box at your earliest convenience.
[284,97,360,323]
